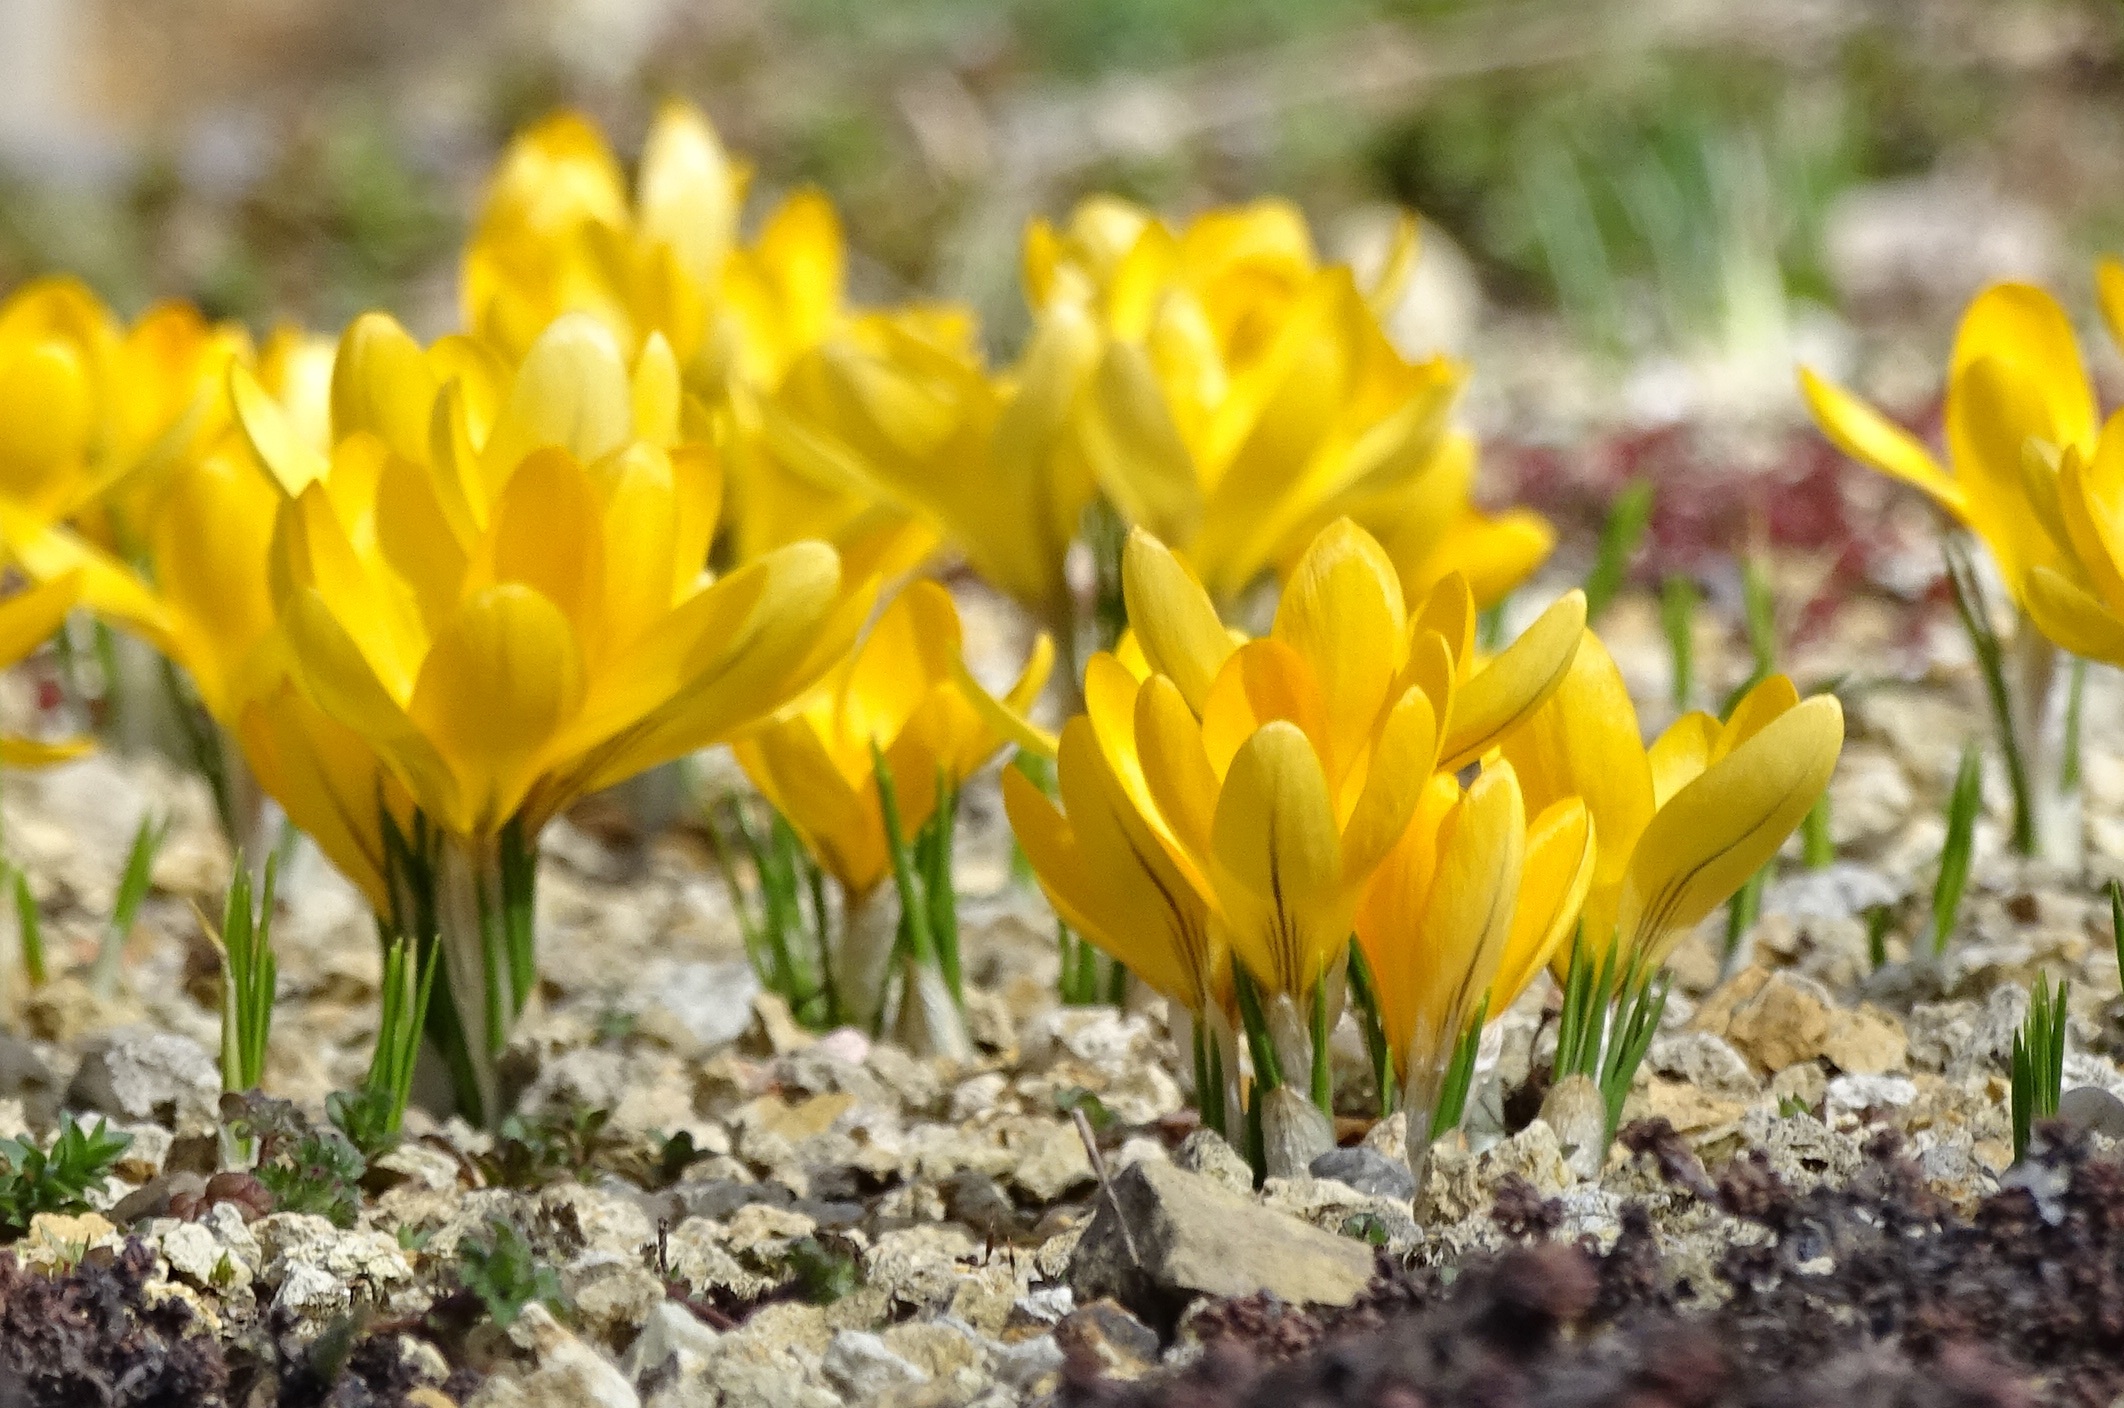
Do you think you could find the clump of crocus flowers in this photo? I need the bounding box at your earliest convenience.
[0,96,1853,1191]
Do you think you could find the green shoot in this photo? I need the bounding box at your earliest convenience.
[1232,965,1284,1094]
[1308,980,1333,1116]
[2062,658,2087,792]
[1104,954,1130,1006]
[1943,538,2035,856]
[1582,480,1655,623]
[1191,1020,1230,1142]
[921,770,961,1007]
[2010,972,2068,1164]
[1802,793,1834,869]
[216,852,279,1094]
[870,745,968,1053]
[1865,905,1893,969]
[328,937,438,1155]
[1553,934,1671,1144]
[0,1115,132,1241]
[90,813,170,1000]
[1344,939,1397,1117]
[1661,572,1697,708]
[1428,993,1490,1142]
[1742,553,1779,682]
[1058,924,1101,1005]
[1930,744,1983,959]
[458,1219,566,1329]
[2112,880,2124,993]
[1723,867,1765,968]
[703,795,833,1029]
[15,868,43,989]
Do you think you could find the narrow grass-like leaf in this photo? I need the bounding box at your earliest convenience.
[1943,538,2035,856]
[1428,993,1490,1141]
[1583,480,1655,623]
[1345,939,1397,1117]
[1661,573,1697,708]
[2062,657,2087,792]
[14,868,42,989]
[1930,744,1983,958]
[1309,979,1333,1116]
[1723,867,1765,968]
[1865,905,1893,970]
[2111,880,2124,995]
[90,813,169,1000]
[1802,793,1834,869]
[1232,965,1283,1093]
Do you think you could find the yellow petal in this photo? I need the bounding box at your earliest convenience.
[231,362,330,497]
[1618,694,1844,963]
[408,584,586,833]
[0,570,80,667]
[1122,527,1233,714]
[1438,589,1585,771]
[1210,720,1344,996]
[1271,518,1408,788]
[1199,637,1327,778]
[0,734,93,767]
[1497,628,1650,891]
[1950,282,2097,460]
[485,447,606,648]
[1714,673,1801,763]
[2100,257,2124,357]
[331,312,437,463]
[737,722,883,895]
[1406,760,1525,1068]
[1491,796,1594,1011]
[1647,711,1719,810]
[638,101,741,282]
[1337,686,1438,882]
[1798,366,1963,517]
[1133,673,1220,870]
[1078,342,1202,546]
[481,314,632,490]
[2024,563,2124,665]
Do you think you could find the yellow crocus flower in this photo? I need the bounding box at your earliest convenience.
[1800,282,2094,615]
[461,102,943,567]
[1354,760,1592,1131]
[735,580,1052,902]
[1501,631,1844,970]
[255,312,854,843]
[1114,521,1582,1006]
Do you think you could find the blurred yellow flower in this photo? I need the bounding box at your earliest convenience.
[461,102,945,567]
[1502,631,1844,970]
[1800,283,2092,619]
[1019,197,1551,609]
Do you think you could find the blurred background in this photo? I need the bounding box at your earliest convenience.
[1,0,2117,481]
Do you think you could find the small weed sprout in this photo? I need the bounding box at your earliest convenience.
[214,853,279,1094]
[1583,479,1655,623]
[0,1116,132,1241]
[328,937,436,1155]
[459,1219,566,1328]
[89,813,170,1000]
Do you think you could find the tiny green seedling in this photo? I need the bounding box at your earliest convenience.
[0,1115,132,1241]
[2010,972,2068,1164]
[459,1218,566,1328]
[14,867,42,989]
[1429,993,1491,1142]
[328,936,437,1156]
[1930,744,1983,959]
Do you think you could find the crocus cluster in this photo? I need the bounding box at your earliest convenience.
[1007,519,1843,1174]
[0,99,1849,1166]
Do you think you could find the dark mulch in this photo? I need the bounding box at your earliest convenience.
[1066,1121,2124,1408]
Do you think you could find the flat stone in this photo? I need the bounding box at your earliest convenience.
[65,1027,220,1135]
[1308,1146,1416,1203]
[471,1303,640,1408]
[1721,971,1836,1073]
[822,1330,926,1400]
[1067,1160,1374,1333]
[1821,1004,1908,1075]
[2057,1085,2124,1139]
[1172,1129,1253,1195]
